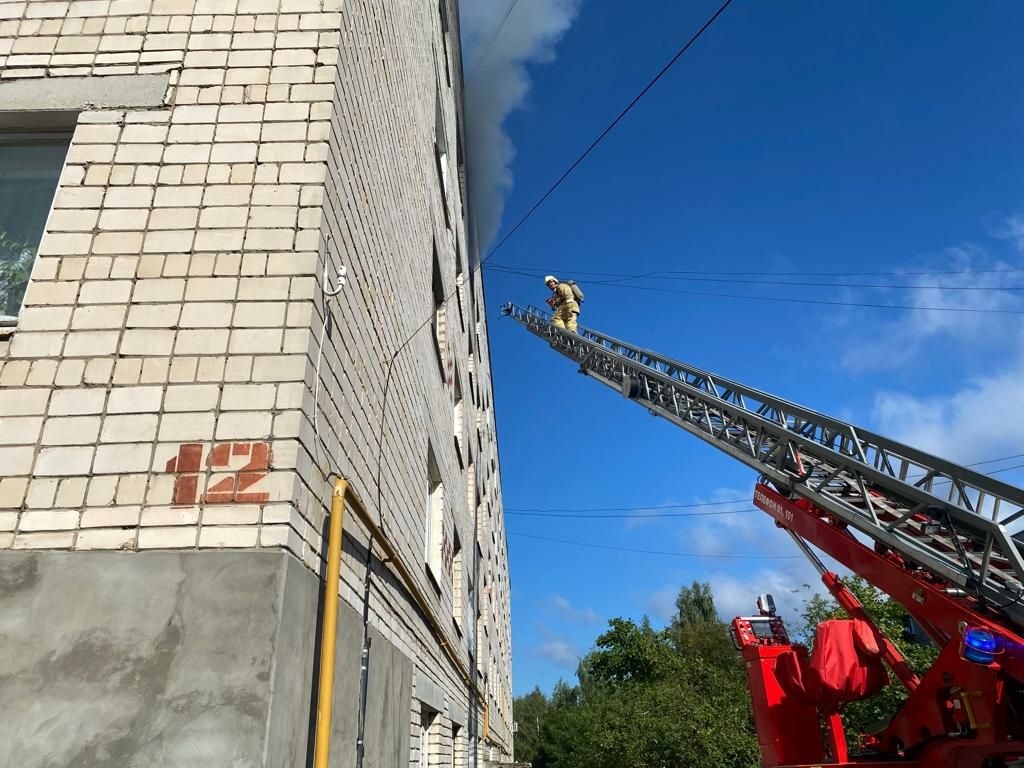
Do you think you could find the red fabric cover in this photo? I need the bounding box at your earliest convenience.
[775,619,889,710]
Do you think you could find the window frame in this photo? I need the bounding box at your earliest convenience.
[0,130,73,327]
[425,443,445,583]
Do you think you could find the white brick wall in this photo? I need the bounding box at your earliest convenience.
[0,0,513,760]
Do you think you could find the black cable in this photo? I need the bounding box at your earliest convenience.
[484,263,1024,292]
[484,0,734,262]
[488,264,1024,314]
[488,261,1024,279]
[505,454,1024,518]
[468,0,520,75]
[507,531,801,559]
[506,498,745,512]
[988,462,1024,475]
[506,507,758,519]
[374,0,734,533]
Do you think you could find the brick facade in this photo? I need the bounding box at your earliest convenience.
[0,0,512,763]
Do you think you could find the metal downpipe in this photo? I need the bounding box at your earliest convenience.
[314,478,348,768]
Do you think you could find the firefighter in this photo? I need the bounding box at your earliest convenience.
[544,275,579,333]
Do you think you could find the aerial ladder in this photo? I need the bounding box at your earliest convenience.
[502,302,1024,768]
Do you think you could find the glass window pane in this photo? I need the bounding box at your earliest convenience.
[0,135,71,318]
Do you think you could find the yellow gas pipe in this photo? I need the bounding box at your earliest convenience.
[313,477,348,768]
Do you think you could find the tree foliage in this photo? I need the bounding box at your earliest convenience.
[514,583,759,768]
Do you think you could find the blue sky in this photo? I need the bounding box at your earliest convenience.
[462,0,1024,696]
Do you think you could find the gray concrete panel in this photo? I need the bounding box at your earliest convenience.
[0,74,169,112]
[363,625,412,768]
[0,550,413,768]
[0,551,279,767]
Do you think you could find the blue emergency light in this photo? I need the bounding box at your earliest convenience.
[960,627,1002,665]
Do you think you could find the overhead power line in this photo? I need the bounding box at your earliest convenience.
[507,507,758,519]
[484,0,734,261]
[486,264,1024,314]
[506,454,1024,519]
[508,531,802,559]
[505,498,745,513]
[488,262,1024,279]
[485,264,1024,292]
[469,0,520,74]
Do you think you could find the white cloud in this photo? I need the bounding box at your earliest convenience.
[547,593,599,624]
[533,631,581,668]
[681,486,795,557]
[835,246,1024,373]
[994,213,1024,254]
[460,0,582,251]
[872,351,1024,465]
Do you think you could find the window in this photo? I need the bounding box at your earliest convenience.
[0,133,71,324]
[419,708,437,768]
[434,89,451,231]
[453,530,464,633]
[438,1,452,88]
[425,444,444,579]
[453,368,464,463]
[452,723,465,768]
[455,266,465,331]
[432,245,447,374]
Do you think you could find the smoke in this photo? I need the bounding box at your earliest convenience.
[460,0,582,254]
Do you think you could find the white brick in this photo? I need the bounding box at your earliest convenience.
[107,386,164,414]
[49,388,106,416]
[13,532,76,549]
[75,528,137,550]
[19,510,80,532]
[0,416,43,445]
[41,416,102,445]
[138,526,198,549]
[93,443,152,473]
[198,525,258,548]
[34,446,94,476]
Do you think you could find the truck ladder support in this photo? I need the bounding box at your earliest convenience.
[505,303,1024,767]
[502,303,1024,628]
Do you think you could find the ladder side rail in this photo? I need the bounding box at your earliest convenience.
[514,306,1024,518]
[575,352,1024,620]
[503,305,1024,615]
[507,305,1024,522]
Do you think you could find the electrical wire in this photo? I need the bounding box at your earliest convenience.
[487,262,1024,279]
[506,498,747,513]
[484,263,1024,292]
[374,0,735,534]
[486,264,1024,314]
[484,0,734,263]
[506,454,1024,518]
[506,507,758,519]
[468,0,520,75]
[507,531,802,559]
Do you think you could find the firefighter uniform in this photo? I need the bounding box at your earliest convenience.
[550,282,579,333]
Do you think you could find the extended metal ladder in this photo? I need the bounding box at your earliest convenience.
[503,303,1024,626]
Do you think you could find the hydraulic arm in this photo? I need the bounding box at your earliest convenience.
[503,302,1024,767]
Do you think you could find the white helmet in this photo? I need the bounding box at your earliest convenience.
[544,275,557,285]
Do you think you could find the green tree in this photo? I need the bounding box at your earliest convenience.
[512,687,549,764]
[668,581,743,673]
[799,577,939,739]
[584,617,675,686]
[673,580,718,628]
[530,593,759,768]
